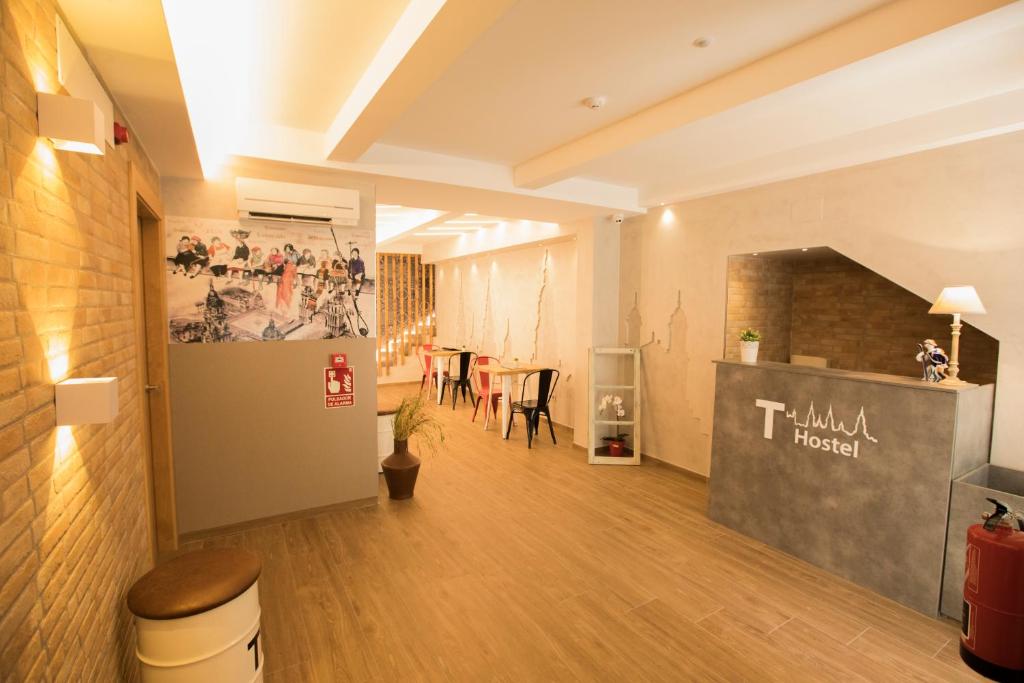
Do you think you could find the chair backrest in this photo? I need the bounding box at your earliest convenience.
[472,356,499,396]
[449,351,476,379]
[519,368,560,410]
[419,344,434,375]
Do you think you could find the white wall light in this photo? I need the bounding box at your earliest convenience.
[55,378,119,425]
[37,92,105,155]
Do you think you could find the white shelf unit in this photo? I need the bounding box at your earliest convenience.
[588,347,641,465]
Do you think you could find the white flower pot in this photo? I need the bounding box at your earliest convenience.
[740,340,759,363]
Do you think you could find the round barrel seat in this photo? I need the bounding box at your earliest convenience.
[127,548,261,620]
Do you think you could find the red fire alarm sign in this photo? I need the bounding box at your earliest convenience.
[324,366,354,408]
[330,353,348,368]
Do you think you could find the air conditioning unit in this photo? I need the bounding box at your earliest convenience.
[236,177,360,226]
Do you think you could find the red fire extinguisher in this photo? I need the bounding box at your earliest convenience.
[961,498,1024,681]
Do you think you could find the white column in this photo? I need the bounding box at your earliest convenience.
[573,217,622,448]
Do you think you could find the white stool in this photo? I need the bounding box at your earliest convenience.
[377,403,398,473]
[127,548,263,682]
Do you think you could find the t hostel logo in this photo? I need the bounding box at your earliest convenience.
[755,399,878,458]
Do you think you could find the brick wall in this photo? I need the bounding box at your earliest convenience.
[1,1,159,680]
[790,254,999,385]
[724,255,793,362]
[725,251,999,384]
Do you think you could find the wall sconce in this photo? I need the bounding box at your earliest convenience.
[37,92,105,155]
[55,378,119,425]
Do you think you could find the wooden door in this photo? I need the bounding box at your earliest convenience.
[129,164,178,559]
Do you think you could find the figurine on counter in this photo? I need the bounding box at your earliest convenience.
[916,339,949,382]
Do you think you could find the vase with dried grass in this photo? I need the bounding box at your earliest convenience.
[382,395,444,499]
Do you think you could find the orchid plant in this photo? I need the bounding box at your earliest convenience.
[598,394,629,442]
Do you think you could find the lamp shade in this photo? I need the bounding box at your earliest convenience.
[928,286,986,315]
[37,92,105,155]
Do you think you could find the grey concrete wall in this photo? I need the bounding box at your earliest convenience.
[708,361,993,615]
[169,338,378,533]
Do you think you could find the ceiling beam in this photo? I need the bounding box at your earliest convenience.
[512,0,1016,189]
[324,0,517,162]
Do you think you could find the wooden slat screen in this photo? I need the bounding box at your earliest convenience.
[377,253,436,376]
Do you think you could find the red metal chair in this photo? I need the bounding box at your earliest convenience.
[418,344,447,397]
[471,356,502,423]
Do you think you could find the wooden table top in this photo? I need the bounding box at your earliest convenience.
[423,349,463,358]
[478,363,549,377]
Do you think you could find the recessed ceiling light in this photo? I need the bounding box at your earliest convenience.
[582,96,607,110]
[752,252,759,256]
[801,248,809,252]
[692,37,712,48]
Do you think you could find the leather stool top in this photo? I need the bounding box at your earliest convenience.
[127,548,261,620]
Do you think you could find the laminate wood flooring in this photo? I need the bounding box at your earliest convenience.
[184,383,981,681]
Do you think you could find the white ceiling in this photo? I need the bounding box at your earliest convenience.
[382,0,889,163]
[246,0,411,131]
[57,0,201,177]
[377,209,550,254]
[573,3,1024,204]
[59,0,1024,223]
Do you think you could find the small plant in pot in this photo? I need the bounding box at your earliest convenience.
[739,328,761,363]
[382,395,444,500]
[598,394,629,456]
[602,432,630,456]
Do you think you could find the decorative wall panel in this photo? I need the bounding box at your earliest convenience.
[376,253,435,376]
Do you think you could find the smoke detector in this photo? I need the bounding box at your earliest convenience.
[692,36,713,48]
[582,96,607,110]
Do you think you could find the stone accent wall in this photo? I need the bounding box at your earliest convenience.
[725,251,999,384]
[724,255,793,362]
[1,1,160,680]
[789,254,998,385]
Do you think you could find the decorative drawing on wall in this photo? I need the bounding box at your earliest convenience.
[165,216,375,343]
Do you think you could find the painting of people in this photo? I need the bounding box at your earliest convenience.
[165,216,375,343]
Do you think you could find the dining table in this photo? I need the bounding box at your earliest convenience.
[422,348,463,405]
[476,363,548,439]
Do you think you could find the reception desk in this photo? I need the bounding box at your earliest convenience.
[708,360,994,615]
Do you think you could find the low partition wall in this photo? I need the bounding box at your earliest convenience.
[708,360,993,615]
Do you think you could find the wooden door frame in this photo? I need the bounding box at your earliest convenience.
[128,163,178,560]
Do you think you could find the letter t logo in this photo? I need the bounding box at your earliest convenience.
[755,399,786,439]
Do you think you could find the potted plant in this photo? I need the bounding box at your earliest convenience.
[598,394,629,456]
[382,395,444,500]
[602,432,630,456]
[739,328,761,363]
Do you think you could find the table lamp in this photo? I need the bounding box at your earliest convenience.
[928,286,986,386]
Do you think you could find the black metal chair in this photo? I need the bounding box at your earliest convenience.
[505,369,559,448]
[440,351,476,409]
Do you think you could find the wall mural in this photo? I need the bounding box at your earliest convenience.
[165,216,375,343]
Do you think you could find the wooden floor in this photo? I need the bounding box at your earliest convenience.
[185,383,981,682]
